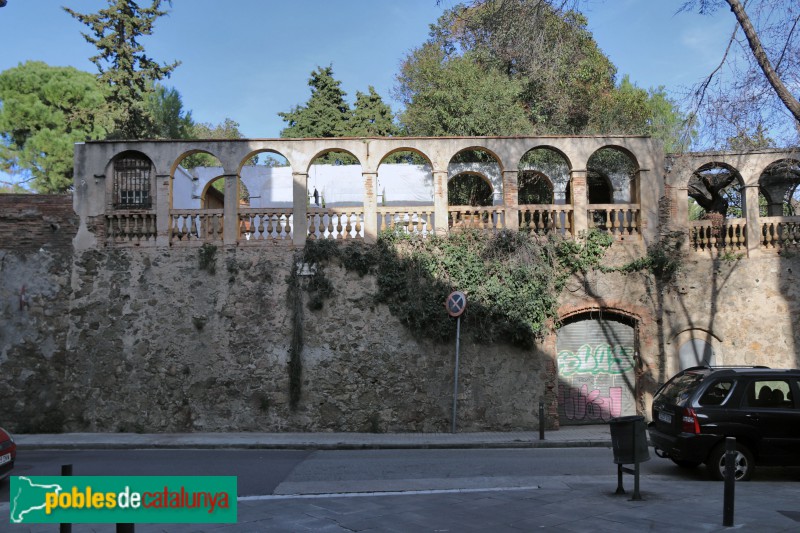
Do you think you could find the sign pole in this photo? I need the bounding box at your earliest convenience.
[452,315,461,434]
[445,290,466,435]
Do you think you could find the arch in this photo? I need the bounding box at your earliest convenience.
[376,148,434,207]
[668,328,725,375]
[757,158,800,216]
[448,172,494,206]
[307,148,364,207]
[237,149,292,208]
[518,171,554,204]
[556,309,639,425]
[586,145,640,204]
[304,148,362,172]
[109,150,155,210]
[688,162,746,218]
[170,150,225,210]
[448,148,502,206]
[518,146,571,205]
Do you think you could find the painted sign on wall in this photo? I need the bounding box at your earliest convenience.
[556,318,636,425]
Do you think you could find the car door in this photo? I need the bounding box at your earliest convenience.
[740,377,800,465]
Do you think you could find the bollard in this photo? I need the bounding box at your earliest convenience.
[538,401,545,440]
[60,464,73,533]
[723,437,736,527]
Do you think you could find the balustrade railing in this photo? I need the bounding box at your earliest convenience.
[448,206,506,232]
[689,218,746,251]
[761,216,800,249]
[239,208,293,242]
[377,207,434,236]
[169,209,224,243]
[587,204,640,238]
[307,207,364,240]
[519,205,573,236]
[106,213,157,245]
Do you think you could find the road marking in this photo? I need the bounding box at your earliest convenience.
[239,485,541,501]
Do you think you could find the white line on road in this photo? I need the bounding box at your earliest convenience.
[239,485,542,501]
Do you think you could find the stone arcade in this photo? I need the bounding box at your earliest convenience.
[0,136,798,433]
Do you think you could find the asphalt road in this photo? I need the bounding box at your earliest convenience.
[3,447,800,504]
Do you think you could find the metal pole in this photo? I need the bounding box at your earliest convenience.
[538,401,545,440]
[631,428,642,501]
[451,316,461,434]
[60,464,73,533]
[723,437,736,527]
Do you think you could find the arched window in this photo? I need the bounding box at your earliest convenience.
[113,152,153,209]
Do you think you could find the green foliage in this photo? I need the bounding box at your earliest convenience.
[609,231,684,283]
[395,46,534,136]
[0,61,110,192]
[198,243,217,274]
[298,229,612,349]
[279,65,351,138]
[448,174,494,206]
[351,86,399,137]
[395,1,688,143]
[147,83,194,139]
[182,118,245,168]
[280,66,398,144]
[65,0,180,139]
[286,254,304,409]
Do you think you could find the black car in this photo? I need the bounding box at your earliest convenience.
[649,366,800,481]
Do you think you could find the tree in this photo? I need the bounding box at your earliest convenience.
[396,46,534,136]
[350,86,398,137]
[682,0,800,147]
[397,0,688,142]
[65,0,180,139]
[279,65,351,138]
[147,83,194,139]
[0,61,110,192]
[182,118,246,169]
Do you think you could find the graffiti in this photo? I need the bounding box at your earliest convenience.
[557,343,635,377]
[562,385,622,422]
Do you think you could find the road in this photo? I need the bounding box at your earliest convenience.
[4,446,799,503]
[4,448,800,531]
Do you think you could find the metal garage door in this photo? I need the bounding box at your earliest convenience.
[556,317,637,425]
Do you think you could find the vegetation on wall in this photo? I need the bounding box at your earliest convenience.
[296,229,614,350]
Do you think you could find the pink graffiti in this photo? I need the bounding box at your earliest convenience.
[562,385,622,422]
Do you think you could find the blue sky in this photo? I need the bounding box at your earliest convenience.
[0,0,734,139]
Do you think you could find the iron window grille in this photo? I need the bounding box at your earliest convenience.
[113,156,152,209]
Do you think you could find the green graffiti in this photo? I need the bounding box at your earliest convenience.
[557,343,635,377]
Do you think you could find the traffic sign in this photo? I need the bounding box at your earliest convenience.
[446,291,467,317]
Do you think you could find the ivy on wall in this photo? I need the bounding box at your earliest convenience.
[297,229,614,350]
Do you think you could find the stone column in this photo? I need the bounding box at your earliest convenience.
[570,169,588,237]
[223,173,239,245]
[503,170,519,231]
[743,184,762,258]
[433,170,449,235]
[363,171,378,243]
[155,173,171,247]
[292,172,308,246]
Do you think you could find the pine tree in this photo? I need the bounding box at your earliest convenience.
[279,65,351,138]
[65,0,180,139]
[350,86,398,137]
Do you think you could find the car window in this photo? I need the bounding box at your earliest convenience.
[656,372,704,407]
[698,380,734,406]
[744,380,795,408]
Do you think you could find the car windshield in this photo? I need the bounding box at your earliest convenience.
[656,372,704,407]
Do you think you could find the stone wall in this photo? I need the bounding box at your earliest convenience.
[1,210,799,433]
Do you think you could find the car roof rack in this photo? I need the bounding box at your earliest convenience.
[683,365,771,372]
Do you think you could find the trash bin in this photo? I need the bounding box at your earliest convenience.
[609,415,650,464]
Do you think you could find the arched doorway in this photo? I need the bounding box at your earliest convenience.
[556,313,638,425]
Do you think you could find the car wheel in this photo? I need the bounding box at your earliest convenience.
[708,442,754,481]
[671,458,701,468]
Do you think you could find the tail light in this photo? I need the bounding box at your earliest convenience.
[682,408,700,434]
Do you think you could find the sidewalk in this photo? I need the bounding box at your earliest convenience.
[14,424,614,450]
[7,425,800,531]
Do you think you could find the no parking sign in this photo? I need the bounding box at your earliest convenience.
[445,291,467,317]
